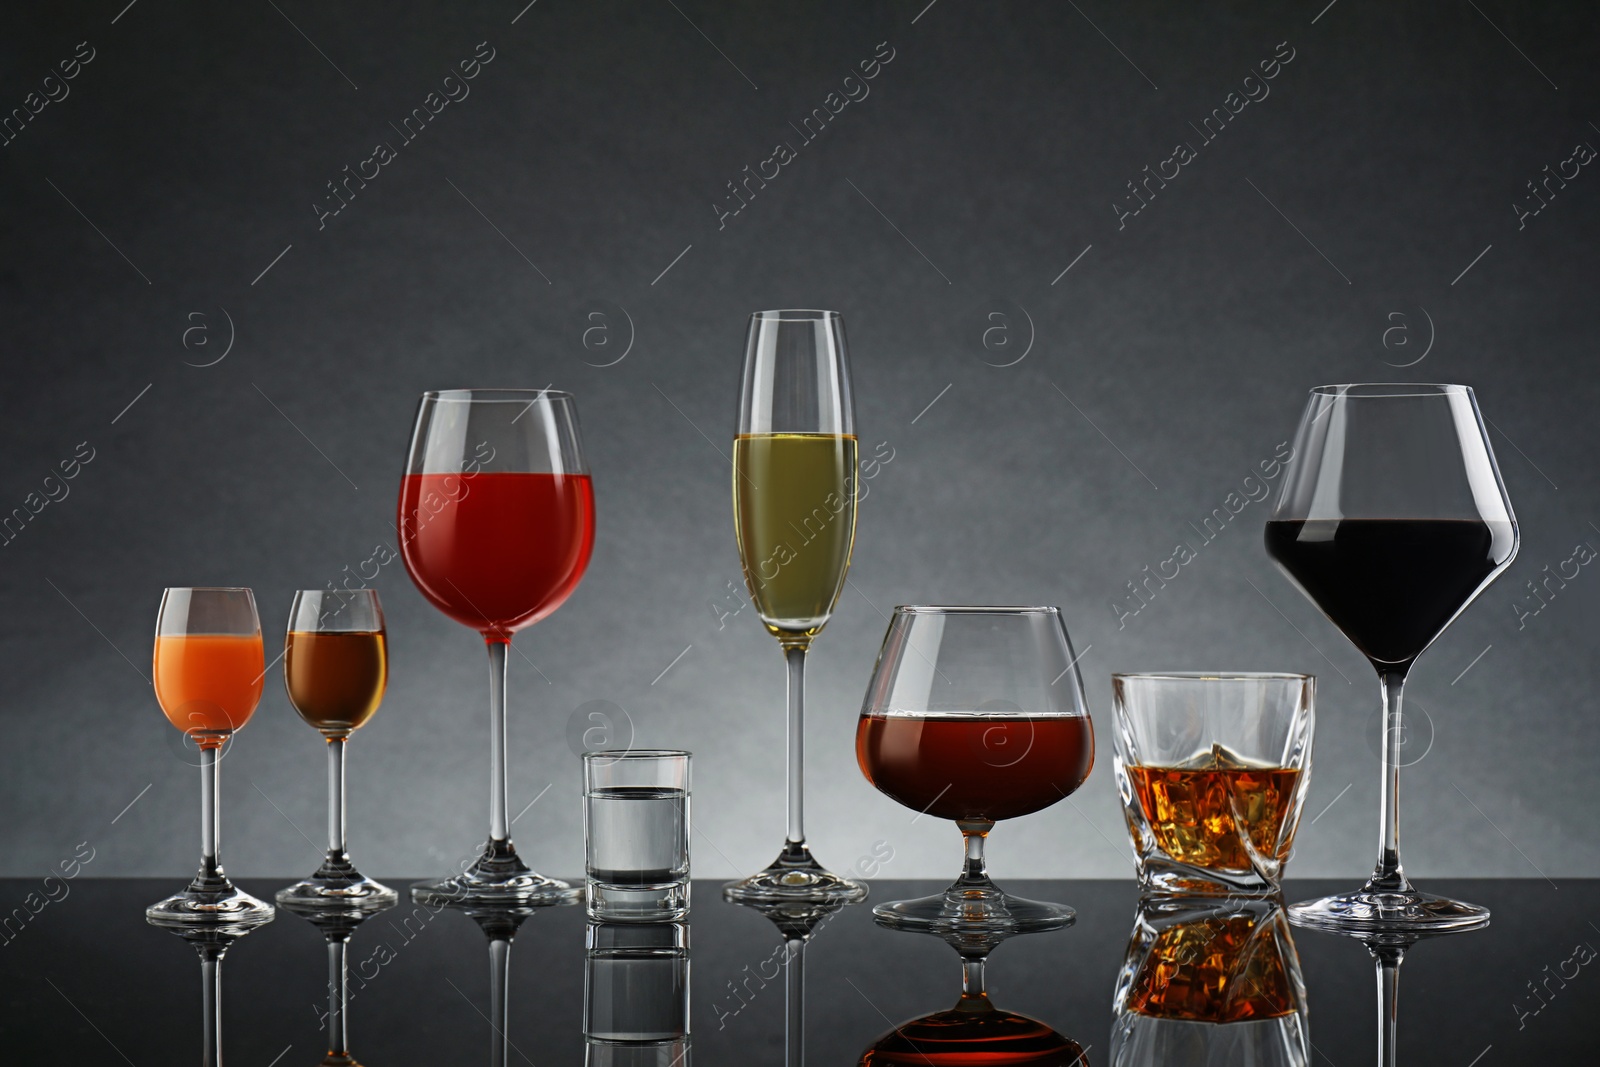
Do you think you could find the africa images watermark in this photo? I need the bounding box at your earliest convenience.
[0,441,97,550]
[1109,441,1295,629]
[313,41,498,230]
[1,40,97,148]
[1113,40,1297,230]
[713,40,897,230]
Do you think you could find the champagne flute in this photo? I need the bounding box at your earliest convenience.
[399,389,595,906]
[724,309,866,904]
[147,587,275,925]
[857,606,1094,932]
[1264,384,1518,932]
[276,589,396,909]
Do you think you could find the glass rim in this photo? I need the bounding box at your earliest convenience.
[749,309,841,322]
[1310,383,1472,398]
[581,748,691,761]
[1113,671,1313,682]
[419,388,575,402]
[892,604,1059,615]
[163,586,253,593]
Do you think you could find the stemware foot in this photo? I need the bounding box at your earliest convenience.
[411,839,578,908]
[147,876,275,927]
[873,883,1074,934]
[1288,885,1489,934]
[277,859,397,909]
[723,843,868,905]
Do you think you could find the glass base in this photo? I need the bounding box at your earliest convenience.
[276,859,398,910]
[1288,885,1490,934]
[873,882,1075,934]
[147,874,275,927]
[588,880,689,922]
[410,838,579,908]
[722,843,868,905]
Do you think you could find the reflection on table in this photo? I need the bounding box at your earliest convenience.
[1112,897,1308,1067]
[857,912,1088,1066]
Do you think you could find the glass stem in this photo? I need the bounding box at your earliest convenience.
[957,819,994,888]
[327,937,350,1058]
[1368,669,1410,893]
[488,639,511,846]
[201,950,223,1067]
[489,936,512,1067]
[784,645,807,849]
[784,936,806,1067]
[1375,948,1403,1067]
[961,956,987,997]
[199,744,223,888]
[327,737,347,861]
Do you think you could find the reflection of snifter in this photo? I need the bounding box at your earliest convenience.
[1112,899,1309,1067]
[584,922,690,1067]
[859,918,1087,1066]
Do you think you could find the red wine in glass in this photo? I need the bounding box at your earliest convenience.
[399,471,595,637]
[399,389,595,908]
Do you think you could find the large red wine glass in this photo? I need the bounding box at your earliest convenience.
[399,388,594,906]
[857,606,1094,932]
[1265,384,1517,933]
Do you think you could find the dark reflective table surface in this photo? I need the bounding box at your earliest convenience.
[3,879,1591,1062]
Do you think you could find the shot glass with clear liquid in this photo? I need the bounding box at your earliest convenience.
[583,750,690,921]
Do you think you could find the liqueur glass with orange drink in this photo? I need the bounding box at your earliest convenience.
[148,587,274,925]
[1113,673,1314,897]
[857,606,1095,932]
[276,589,395,908]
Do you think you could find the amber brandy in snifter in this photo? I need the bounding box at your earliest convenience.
[277,589,396,909]
[857,606,1094,932]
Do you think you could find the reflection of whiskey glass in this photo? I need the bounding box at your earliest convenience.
[1112,899,1310,1067]
[1113,673,1313,896]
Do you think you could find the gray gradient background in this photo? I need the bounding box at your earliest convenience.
[2,1,1596,883]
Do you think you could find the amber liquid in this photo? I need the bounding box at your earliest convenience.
[1127,745,1300,870]
[857,714,1094,821]
[153,633,265,741]
[1125,910,1296,1022]
[858,995,1087,1066]
[284,630,388,736]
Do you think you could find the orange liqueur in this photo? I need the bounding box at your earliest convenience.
[284,630,387,735]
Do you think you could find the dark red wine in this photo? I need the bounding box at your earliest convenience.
[398,471,594,639]
[1264,518,1515,666]
[856,714,1094,822]
[857,996,1088,1067]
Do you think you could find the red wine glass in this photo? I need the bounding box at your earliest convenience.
[856,606,1094,932]
[1265,384,1517,933]
[399,388,595,906]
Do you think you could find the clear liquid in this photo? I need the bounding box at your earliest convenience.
[585,951,690,1041]
[585,786,689,884]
